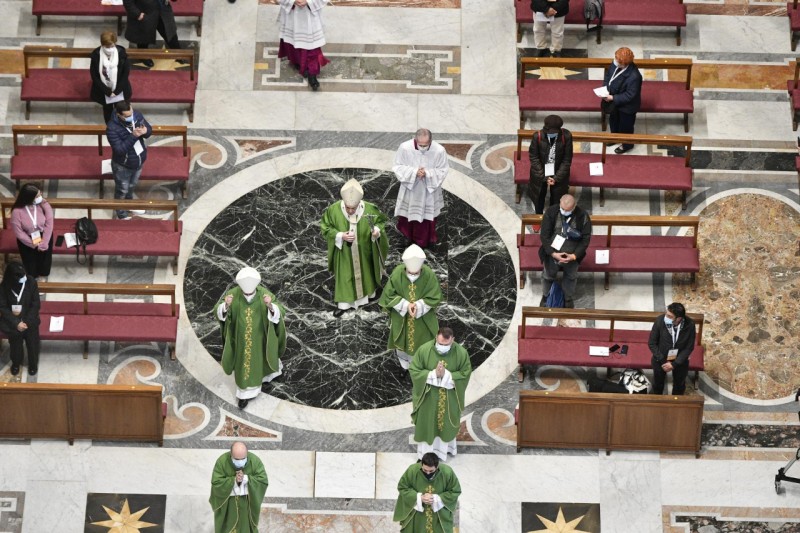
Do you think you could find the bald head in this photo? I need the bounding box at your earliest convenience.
[231,441,248,461]
[559,194,576,211]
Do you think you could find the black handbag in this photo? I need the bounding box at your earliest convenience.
[75,217,98,265]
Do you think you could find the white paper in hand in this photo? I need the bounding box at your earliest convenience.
[104,92,124,104]
[594,86,610,98]
[595,249,610,264]
[589,162,603,176]
[101,159,112,175]
[534,12,554,22]
[49,316,64,333]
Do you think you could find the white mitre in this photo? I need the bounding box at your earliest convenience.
[235,267,261,294]
[402,244,426,272]
[340,178,364,207]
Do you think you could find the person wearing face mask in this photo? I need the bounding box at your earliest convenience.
[528,115,573,214]
[379,245,442,371]
[89,31,132,124]
[538,194,592,308]
[601,46,643,154]
[215,267,287,409]
[10,184,54,281]
[278,0,330,91]
[209,441,269,533]
[0,262,41,377]
[393,452,461,533]
[320,178,389,318]
[409,327,472,461]
[649,302,697,395]
[392,128,450,249]
[105,100,152,220]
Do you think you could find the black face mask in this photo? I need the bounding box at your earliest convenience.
[422,469,437,480]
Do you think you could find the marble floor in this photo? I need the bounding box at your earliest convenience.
[0,0,799,531]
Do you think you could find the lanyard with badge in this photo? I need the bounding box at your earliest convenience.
[551,215,572,251]
[667,322,682,361]
[25,205,42,246]
[605,65,627,92]
[10,278,25,316]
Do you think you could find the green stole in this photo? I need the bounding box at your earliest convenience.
[379,264,442,353]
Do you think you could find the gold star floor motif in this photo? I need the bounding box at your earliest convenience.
[528,507,591,533]
[91,499,158,533]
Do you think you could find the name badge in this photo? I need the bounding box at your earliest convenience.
[544,163,555,177]
[30,230,42,246]
[667,348,678,361]
[134,140,145,155]
[11,304,22,315]
[552,235,566,251]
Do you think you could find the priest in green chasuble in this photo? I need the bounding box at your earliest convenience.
[393,453,461,533]
[379,244,442,370]
[209,441,269,533]
[320,178,389,318]
[410,327,471,461]
[215,267,287,410]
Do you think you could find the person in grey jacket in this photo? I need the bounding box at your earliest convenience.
[531,0,569,57]
[105,101,152,220]
[529,115,572,214]
[538,194,591,308]
[649,302,696,395]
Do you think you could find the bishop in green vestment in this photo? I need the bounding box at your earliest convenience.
[379,244,442,370]
[209,441,269,533]
[215,267,287,409]
[393,453,461,533]
[410,328,471,461]
[320,178,389,318]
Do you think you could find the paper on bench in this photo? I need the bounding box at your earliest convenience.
[589,162,603,176]
[100,0,124,5]
[104,92,125,104]
[595,249,609,264]
[589,346,609,356]
[593,86,610,98]
[534,12,554,22]
[49,316,64,333]
[64,233,77,249]
[101,159,112,175]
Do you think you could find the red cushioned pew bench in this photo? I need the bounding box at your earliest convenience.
[32,0,205,37]
[516,306,705,383]
[787,60,800,131]
[513,129,693,207]
[0,282,179,360]
[518,57,694,132]
[0,198,182,275]
[21,47,197,122]
[516,214,700,290]
[515,0,686,46]
[789,0,800,51]
[12,124,191,199]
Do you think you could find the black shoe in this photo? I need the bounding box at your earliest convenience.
[539,296,548,307]
[261,382,271,393]
[551,51,562,58]
[565,298,575,308]
[10,365,19,376]
[238,399,249,409]
[333,308,346,318]
[536,48,549,58]
[369,287,383,302]
[614,145,633,154]
[605,142,617,147]
[176,58,190,65]
[28,367,37,376]
[228,0,236,3]
[142,59,154,68]
[309,75,320,91]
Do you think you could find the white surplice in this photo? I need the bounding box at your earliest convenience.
[278,0,328,50]
[392,139,449,222]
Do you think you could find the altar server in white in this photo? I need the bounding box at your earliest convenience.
[392,129,449,249]
[277,0,329,91]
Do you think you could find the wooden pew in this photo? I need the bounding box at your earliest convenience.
[789,0,800,51]
[517,214,700,290]
[514,129,693,207]
[518,57,694,132]
[0,383,165,445]
[12,124,191,199]
[21,47,197,122]
[0,198,182,274]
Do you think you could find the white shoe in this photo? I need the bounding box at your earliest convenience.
[130,210,146,215]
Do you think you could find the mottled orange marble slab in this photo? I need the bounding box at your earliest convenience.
[667,62,796,91]
[687,3,786,16]
[259,0,460,6]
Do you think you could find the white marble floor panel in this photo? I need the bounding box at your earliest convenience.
[314,451,376,499]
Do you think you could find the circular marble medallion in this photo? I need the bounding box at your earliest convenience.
[183,168,517,410]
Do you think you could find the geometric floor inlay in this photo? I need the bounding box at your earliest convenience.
[521,502,601,532]
[85,494,166,533]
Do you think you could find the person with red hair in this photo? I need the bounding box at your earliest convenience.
[601,47,643,154]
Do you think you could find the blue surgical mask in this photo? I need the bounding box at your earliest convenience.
[124,115,135,124]
[560,208,572,217]
[435,343,451,354]
[18,276,26,283]
[546,133,558,141]
[664,316,673,326]
[232,457,247,469]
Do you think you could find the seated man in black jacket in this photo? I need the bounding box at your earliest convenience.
[648,302,696,395]
[529,115,572,214]
[538,194,591,308]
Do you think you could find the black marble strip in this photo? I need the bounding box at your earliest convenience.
[659,145,796,172]
[702,423,800,448]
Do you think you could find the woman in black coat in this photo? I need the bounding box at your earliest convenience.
[602,46,643,154]
[89,31,133,124]
[123,0,182,68]
[0,262,41,376]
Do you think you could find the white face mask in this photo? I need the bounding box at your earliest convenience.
[232,457,247,469]
[33,196,43,205]
[435,343,451,354]
[406,273,420,283]
[103,46,115,56]
[18,276,26,283]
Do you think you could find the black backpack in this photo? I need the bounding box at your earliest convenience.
[75,217,98,265]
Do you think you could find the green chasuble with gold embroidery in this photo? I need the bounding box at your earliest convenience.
[393,462,461,533]
[409,340,472,445]
[379,264,442,353]
[320,200,389,304]
[209,451,269,533]
[215,286,287,390]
